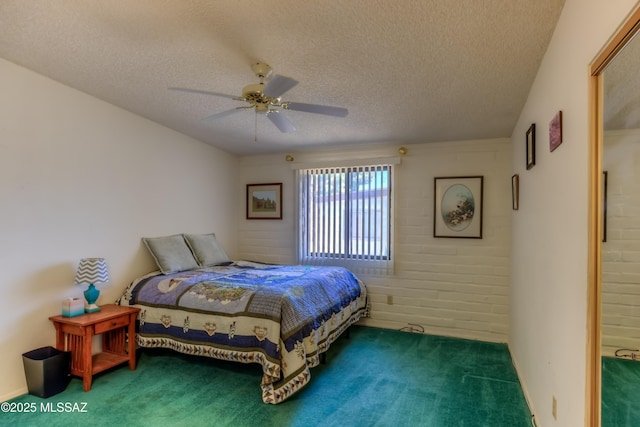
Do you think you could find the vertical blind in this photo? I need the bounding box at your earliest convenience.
[297,163,393,275]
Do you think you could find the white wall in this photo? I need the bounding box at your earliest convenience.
[510,1,639,426]
[602,129,640,357]
[0,58,239,401]
[238,139,513,343]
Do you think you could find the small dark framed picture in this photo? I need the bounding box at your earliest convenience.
[246,183,282,219]
[526,124,536,170]
[433,176,483,239]
[512,174,519,210]
[549,111,563,152]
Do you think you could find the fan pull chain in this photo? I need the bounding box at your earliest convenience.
[254,111,258,142]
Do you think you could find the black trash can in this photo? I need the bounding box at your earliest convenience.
[22,346,71,398]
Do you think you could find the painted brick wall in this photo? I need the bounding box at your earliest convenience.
[602,129,640,357]
[238,138,512,343]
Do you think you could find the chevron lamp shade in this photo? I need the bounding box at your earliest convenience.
[74,258,109,313]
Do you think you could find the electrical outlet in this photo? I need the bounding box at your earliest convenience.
[386,295,393,305]
[552,396,557,420]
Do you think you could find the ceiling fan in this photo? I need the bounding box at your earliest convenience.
[169,62,348,134]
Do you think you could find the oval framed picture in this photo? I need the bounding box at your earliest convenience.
[433,176,483,238]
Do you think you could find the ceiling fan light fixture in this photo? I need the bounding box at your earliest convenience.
[242,82,265,100]
[255,103,269,113]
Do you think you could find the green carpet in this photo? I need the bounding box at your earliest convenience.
[4,326,531,427]
[602,356,640,427]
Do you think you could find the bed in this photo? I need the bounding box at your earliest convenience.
[117,234,368,404]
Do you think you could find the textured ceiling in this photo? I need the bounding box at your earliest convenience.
[0,0,566,155]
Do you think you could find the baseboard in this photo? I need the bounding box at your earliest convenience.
[357,318,506,344]
[0,387,27,403]
[508,343,537,426]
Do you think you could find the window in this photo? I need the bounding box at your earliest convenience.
[297,163,393,274]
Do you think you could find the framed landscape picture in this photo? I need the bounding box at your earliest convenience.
[433,176,483,238]
[246,183,282,219]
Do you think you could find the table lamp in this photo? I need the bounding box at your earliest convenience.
[74,258,109,313]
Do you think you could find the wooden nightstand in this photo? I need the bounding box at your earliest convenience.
[49,304,140,391]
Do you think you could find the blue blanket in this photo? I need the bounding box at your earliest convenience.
[118,261,368,403]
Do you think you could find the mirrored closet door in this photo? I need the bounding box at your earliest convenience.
[600,26,640,427]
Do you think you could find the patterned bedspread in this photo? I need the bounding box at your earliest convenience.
[117,261,368,403]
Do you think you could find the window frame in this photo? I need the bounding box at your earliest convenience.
[295,159,396,274]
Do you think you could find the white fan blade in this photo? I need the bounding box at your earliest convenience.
[285,102,348,117]
[169,87,238,100]
[267,111,296,133]
[263,75,298,98]
[201,108,244,122]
